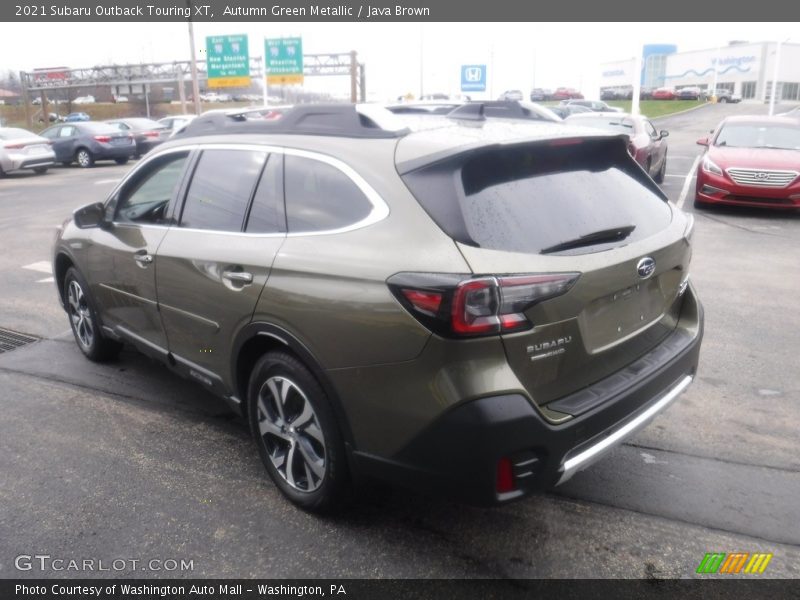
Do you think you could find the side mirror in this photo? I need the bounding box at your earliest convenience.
[659,130,670,139]
[696,137,709,146]
[74,202,108,229]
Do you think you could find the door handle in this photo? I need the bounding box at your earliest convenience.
[133,254,153,265]
[222,270,253,284]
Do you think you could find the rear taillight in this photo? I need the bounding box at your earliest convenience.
[94,135,111,143]
[3,142,25,149]
[143,130,160,138]
[389,272,579,338]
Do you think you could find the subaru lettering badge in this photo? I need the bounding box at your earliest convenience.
[637,257,656,279]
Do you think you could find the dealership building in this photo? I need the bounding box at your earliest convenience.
[600,41,800,102]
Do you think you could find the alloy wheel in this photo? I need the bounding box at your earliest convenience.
[67,280,94,350]
[256,376,326,492]
[77,150,91,167]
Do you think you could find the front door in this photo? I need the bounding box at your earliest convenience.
[86,149,192,354]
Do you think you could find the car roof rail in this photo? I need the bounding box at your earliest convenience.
[447,102,486,121]
[177,104,411,139]
[447,101,560,123]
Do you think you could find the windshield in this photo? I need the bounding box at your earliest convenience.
[715,124,800,150]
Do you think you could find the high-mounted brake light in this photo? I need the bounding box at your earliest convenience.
[549,138,584,147]
[388,272,579,338]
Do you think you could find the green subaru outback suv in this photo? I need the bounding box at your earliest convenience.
[53,104,703,512]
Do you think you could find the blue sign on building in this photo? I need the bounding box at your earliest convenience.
[461,65,487,92]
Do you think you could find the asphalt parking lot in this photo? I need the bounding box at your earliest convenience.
[1,102,799,579]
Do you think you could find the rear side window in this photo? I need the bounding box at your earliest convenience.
[180,149,266,232]
[403,140,671,255]
[284,155,372,233]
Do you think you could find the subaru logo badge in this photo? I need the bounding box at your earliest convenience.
[637,257,656,279]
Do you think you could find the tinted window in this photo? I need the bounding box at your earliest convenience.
[246,154,285,234]
[59,127,75,138]
[180,149,266,232]
[403,141,671,255]
[79,123,120,135]
[285,155,372,232]
[115,152,189,224]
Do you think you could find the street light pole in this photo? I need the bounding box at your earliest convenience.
[186,1,201,115]
[768,39,786,116]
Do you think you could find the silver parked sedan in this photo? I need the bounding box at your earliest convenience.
[0,127,56,176]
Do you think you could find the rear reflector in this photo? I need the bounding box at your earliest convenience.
[496,458,515,493]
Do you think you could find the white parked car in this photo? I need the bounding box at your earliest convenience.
[0,127,56,176]
[73,95,96,105]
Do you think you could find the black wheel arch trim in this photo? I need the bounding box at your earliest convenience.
[231,321,357,449]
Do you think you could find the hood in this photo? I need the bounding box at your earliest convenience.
[709,145,800,171]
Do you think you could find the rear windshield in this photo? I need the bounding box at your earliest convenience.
[571,116,636,134]
[402,140,672,255]
[121,118,163,129]
[80,123,121,134]
[0,128,35,140]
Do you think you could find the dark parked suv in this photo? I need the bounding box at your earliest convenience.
[53,105,703,512]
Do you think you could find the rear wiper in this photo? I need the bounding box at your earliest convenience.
[540,225,636,254]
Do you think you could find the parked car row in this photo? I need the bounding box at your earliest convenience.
[529,87,584,101]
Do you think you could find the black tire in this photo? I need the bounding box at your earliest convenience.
[75,148,94,168]
[0,164,5,178]
[63,267,122,362]
[33,167,48,175]
[248,351,351,513]
[654,153,667,184]
[719,97,728,104]
[114,158,129,165]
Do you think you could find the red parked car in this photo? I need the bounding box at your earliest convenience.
[651,88,677,100]
[566,112,669,182]
[551,87,584,101]
[695,116,800,210]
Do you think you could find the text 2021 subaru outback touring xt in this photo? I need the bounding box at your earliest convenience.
[53,104,703,512]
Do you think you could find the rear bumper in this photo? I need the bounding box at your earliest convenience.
[351,287,703,505]
[93,143,136,160]
[4,150,56,171]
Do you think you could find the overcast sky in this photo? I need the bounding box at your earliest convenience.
[0,22,796,99]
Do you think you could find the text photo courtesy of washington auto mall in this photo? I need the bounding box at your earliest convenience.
[0,1,799,598]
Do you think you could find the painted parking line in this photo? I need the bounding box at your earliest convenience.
[22,260,54,283]
[93,178,121,185]
[677,155,702,209]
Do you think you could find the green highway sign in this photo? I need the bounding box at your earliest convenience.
[265,37,304,85]
[206,34,250,88]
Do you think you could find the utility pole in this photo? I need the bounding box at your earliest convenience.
[186,0,201,114]
[769,39,786,116]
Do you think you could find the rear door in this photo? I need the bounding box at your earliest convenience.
[155,146,286,385]
[402,138,691,407]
